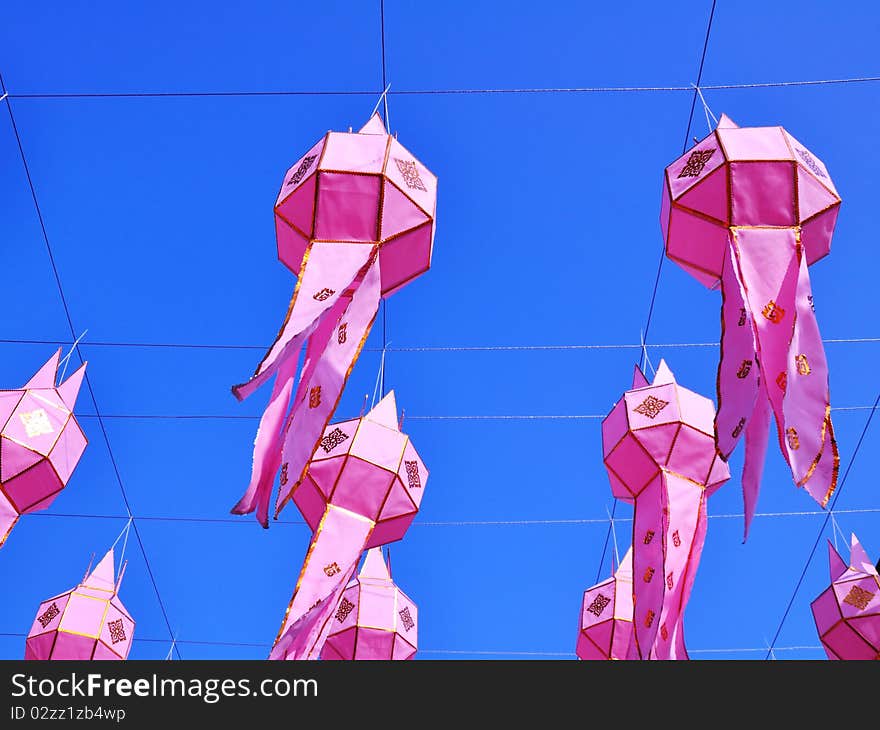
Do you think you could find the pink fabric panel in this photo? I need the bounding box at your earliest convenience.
[357,582,396,630]
[784,130,838,196]
[368,512,416,547]
[667,426,715,485]
[601,400,628,458]
[308,457,345,500]
[5,459,61,513]
[276,172,317,238]
[381,180,430,240]
[275,138,324,206]
[50,632,95,660]
[27,593,70,637]
[48,420,87,484]
[99,604,134,659]
[0,391,23,431]
[834,577,880,619]
[24,631,56,660]
[797,166,837,222]
[849,615,880,648]
[378,222,432,296]
[676,385,715,436]
[350,418,407,471]
[320,132,386,174]
[275,217,310,276]
[801,205,839,266]
[1,437,43,482]
[0,494,19,547]
[677,166,729,224]
[397,440,427,510]
[276,255,381,515]
[730,162,796,226]
[321,627,356,660]
[822,621,876,660]
[783,251,837,506]
[717,126,791,161]
[315,173,381,242]
[665,207,728,287]
[292,477,327,532]
[92,643,122,661]
[59,594,107,638]
[604,433,657,500]
[635,423,678,465]
[625,383,679,429]
[377,480,415,522]
[631,475,665,659]
[351,627,395,660]
[667,134,725,199]
[741,380,771,541]
[392,634,417,660]
[7,394,68,457]
[57,363,85,411]
[384,138,437,219]
[329,456,394,522]
[24,350,61,389]
[715,242,759,460]
[659,176,672,243]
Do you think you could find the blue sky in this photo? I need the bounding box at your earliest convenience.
[1,0,878,660]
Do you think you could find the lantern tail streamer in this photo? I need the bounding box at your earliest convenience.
[231,242,381,524]
[648,472,707,661]
[276,251,382,516]
[732,228,836,509]
[270,505,375,661]
[741,379,772,541]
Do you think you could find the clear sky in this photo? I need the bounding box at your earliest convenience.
[1,0,878,660]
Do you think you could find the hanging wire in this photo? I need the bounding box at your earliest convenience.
[7,75,880,100]
[57,329,88,382]
[692,83,719,131]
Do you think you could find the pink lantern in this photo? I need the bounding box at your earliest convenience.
[576,548,633,660]
[661,114,840,538]
[321,547,418,660]
[269,391,427,660]
[602,362,730,659]
[812,534,879,660]
[0,350,87,548]
[25,548,134,660]
[231,113,437,528]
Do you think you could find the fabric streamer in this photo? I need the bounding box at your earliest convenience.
[661,114,840,539]
[232,113,437,527]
